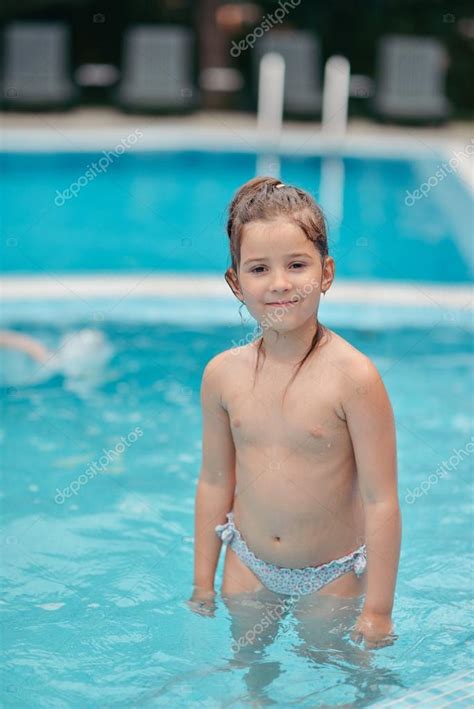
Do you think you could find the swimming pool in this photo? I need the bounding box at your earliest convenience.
[1,150,472,282]
[1,142,473,706]
[1,317,473,707]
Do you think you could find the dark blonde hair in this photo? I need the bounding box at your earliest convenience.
[226,176,330,397]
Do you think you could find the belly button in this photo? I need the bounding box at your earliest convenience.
[274,536,281,542]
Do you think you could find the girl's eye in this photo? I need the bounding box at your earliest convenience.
[250,263,306,273]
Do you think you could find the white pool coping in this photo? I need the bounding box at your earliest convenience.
[1,275,472,329]
[0,273,471,306]
[1,122,472,165]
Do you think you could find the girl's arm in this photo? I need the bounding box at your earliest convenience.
[0,330,51,363]
[192,353,236,596]
[343,356,401,647]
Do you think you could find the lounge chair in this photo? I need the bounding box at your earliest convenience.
[1,21,79,110]
[372,35,451,123]
[253,30,322,118]
[116,25,198,112]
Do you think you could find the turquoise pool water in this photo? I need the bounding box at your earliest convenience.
[1,318,473,707]
[1,151,472,282]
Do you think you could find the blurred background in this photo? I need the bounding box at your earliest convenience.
[1,3,474,708]
[0,0,473,116]
[0,0,473,284]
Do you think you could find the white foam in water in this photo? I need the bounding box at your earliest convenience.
[56,329,114,396]
[36,603,65,612]
[51,329,113,378]
[1,329,113,393]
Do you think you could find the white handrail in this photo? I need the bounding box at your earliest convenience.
[322,55,350,136]
[257,52,285,144]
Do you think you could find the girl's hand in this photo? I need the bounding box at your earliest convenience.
[351,611,397,650]
[187,587,216,617]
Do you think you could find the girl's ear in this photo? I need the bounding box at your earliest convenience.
[321,256,335,295]
[225,268,244,302]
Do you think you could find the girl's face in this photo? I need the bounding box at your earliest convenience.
[230,217,334,332]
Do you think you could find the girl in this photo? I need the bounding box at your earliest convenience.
[190,177,401,650]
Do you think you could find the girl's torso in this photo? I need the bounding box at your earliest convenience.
[220,329,365,568]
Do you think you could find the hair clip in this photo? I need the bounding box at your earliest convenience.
[275,183,285,189]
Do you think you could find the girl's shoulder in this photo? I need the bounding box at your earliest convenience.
[201,344,255,407]
[323,329,383,392]
[202,342,255,380]
[323,328,375,373]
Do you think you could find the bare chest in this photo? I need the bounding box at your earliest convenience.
[223,361,348,457]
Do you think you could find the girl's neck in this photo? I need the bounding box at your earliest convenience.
[257,316,319,365]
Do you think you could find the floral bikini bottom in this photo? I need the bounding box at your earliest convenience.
[215,511,367,597]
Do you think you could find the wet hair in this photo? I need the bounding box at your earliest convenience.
[225,176,330,399]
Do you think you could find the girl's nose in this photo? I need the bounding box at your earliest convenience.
[270,273,292,292]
